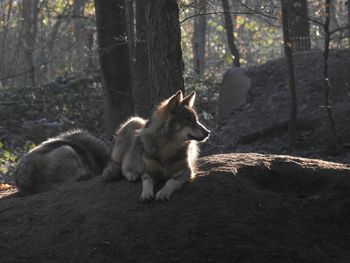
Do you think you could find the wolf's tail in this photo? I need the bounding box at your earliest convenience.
[50,130,112,174]
[13,130,111,195]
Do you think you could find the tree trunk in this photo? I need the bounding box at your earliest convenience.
[146,0,185,104]
[329,0,339,32]
[323,0,340,154]
[348,0,350,46]
[46,2,71,79]
[221,0,240,67]
[125,0,135,63]
[72,0,86,71]
[0,0,13,87]
[94,0,134,136]
[125,0,137,116]
[281,0,298,151]
[192,0,207,78]
[287,0,311,52]
[134,0,152,117]
[21,0,40,88]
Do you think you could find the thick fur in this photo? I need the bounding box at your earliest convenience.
[14,130,111,195]
[102,91,210,201]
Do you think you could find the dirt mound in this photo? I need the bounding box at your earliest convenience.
[205,49,350,162]
[1,153,350,263]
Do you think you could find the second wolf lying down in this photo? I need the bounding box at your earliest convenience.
[14,130,111,195]
[102,90,210,201]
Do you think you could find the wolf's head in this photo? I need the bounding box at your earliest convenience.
[151,90,210,142]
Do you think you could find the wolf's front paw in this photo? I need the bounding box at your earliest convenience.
[140,189,154,202]
[155,187,172,201]
[124,171,140,182]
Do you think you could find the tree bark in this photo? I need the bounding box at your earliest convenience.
[46,2,71,79]
[125,0,135,63]
[0,0,13,86]
[125,0,137,117]
[72,0,86,71]
[94,0,134,136]
[134,0,152,117]
[192,0,207,78]
[146,0,185,104]
[348,0,350,46]
[287,0,311,52]
[281,0,298,151]
[21,0,40,88]
[221,0,240,67]
[329,0,339,32]
[323,0,340,154]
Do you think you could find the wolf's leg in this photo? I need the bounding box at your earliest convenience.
[101,141,123,181]
[123,170,140,182]
[122,158,142,182]
[156,170,191,201]
[140,173,154,202]
[121,155,141,182]
[121,139,143,182]
[101,160,122,181]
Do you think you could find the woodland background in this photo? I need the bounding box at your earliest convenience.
[1,2,350,261]
[0,0,350,181]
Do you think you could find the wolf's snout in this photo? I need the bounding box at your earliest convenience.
[203,128,210,138]
[201,127,210,140]
[187,125,210,141]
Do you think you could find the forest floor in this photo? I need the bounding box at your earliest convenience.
[1,153,350,263]
[1,50,350,262]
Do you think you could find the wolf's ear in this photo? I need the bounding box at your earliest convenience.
[167,90,183,111]
[181,91,196,108]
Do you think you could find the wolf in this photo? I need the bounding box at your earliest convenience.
[14,130,111,195]
[102,90,210,201]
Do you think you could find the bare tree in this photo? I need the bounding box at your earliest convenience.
[221,0,240,67]
[125,0,135,61]
[94,0,134,136]
[1,0,13,64]
[146,0,185,104]
[0,0,13,86]
[329,0,340,31]
[192,0,207,78]
[348,0,350,45]
[45,2,73,80]
[322,0,340,154]
[125,0,137,115]
[281,0,298,150]
[134,0,152,117]
[288,0,311,52]
[21,0,40,87]
[72,0,86,70]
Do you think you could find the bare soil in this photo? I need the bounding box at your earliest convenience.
[1,153,350,263]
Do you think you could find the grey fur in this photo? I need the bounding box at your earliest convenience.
[14,130,111,195]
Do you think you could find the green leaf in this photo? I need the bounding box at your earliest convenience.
[222,53,233,65]
[3,150,10,160]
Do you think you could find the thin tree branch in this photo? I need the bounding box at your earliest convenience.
[180,11,277,23]
[0,43,76,81]
[330,25,350,35]
[236,0,277,20]
[289,4,324,27]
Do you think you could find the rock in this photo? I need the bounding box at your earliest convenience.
[218,67,251,121]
